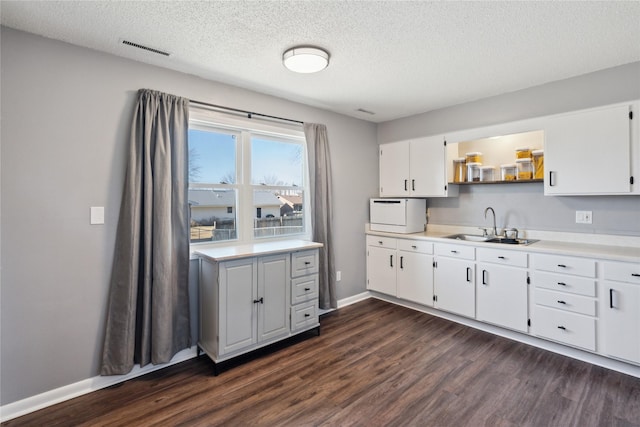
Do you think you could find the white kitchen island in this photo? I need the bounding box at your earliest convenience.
[195,240,323,374]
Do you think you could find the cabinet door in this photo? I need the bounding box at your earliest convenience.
[603,280,640,363]
[367,246,397,296]
[397,251,434,306]
[434,257,475,318]
[257,254,289,342]
[545,104,631,195]
[219,258,257,354]
[410,136,447,197]
[477,263,528,332]
[379,141,410,197]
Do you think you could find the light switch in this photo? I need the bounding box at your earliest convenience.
[91,207,105,225]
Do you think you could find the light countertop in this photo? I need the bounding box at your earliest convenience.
[194,239,323,262]
[366,225,640,263]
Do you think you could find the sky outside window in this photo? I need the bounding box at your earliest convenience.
[251,137,303,186]
[188,129,236,183]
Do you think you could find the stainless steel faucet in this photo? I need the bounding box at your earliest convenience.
[484,207,497,237]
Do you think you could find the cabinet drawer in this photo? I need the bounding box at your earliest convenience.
[533,271,596,297]
[291,274,319,305]
[366,235,397,249]
[291,250,319,278]
[291,300,319,332]
[534,288,596,316]
[603,261,640,284]
[476,247,528,268]
[533,254,595,278]
[397,239,433,254]
[534,306,596,351]
[435,243,475,260]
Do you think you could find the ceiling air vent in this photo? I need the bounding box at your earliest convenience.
[121,40,171,57]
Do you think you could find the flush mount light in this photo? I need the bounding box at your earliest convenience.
[283,46,330,73]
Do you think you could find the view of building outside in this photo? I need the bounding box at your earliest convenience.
[188,128,305,243]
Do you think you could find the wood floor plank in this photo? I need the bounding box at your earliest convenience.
[4,298,640,427]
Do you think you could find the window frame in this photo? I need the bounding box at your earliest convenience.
[188,108,311,247]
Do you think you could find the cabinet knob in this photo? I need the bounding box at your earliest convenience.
[253,297,264,304]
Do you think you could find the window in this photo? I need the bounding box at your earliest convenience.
[188,109,309,244]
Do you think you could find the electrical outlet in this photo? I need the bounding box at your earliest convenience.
[91,206,105,225]
[336,271,342,282]
[575,210,592,224]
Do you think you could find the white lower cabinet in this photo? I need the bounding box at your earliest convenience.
[199,247,320,367]
[366,236,434,306]
[476,248,529,333]
[602,261,640,364]
[532,254,597,352]
[434,243,475,318]
[396,240,434,306]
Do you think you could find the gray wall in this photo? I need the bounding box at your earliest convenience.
[0,27,378,405]
[378,62,640,236]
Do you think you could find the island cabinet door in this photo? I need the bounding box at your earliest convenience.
[257,254,290,342]
[218,258,258,355]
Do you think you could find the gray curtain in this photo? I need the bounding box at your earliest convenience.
[101,89,191,375]
[304,123,337,309]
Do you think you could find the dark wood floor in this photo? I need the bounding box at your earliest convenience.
[5,298,640,426]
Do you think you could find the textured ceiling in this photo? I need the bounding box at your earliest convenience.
[2,1,639,122]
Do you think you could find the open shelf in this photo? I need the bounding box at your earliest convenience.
[450,179,544,186]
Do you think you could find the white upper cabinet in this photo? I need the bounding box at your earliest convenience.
[379,136,457,197]
[544,103,634,195]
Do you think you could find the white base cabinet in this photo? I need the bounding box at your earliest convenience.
[366,236,434,306]
[198,245,321,371]
[476,248,529,333]
[602,261,640,364]
[433,243,475,318]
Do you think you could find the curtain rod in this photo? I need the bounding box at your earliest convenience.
[189,99,304,125]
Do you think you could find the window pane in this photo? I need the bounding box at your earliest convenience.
[188,188,237,242]
[251,138,303,186]
[253,190,304,238]
[188,129,237,184]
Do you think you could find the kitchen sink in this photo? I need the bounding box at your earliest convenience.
[445,234,491,242]
[445,234,538,245]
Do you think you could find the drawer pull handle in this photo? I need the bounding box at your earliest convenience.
[557,326,566,331]
[304,261,311,265]
[557,300,566,305]
[304,287,311,291]
[466,267,472,283]
[253,297,264,304]
[557,264,567,268]
[498,256,506,260]
[557,282,567,286]
[411,245,417,249]
[610,288,615,309]
[632,273,640,277]
[451,250,459,254]
[304,313,311,318]
[378,241,383,245]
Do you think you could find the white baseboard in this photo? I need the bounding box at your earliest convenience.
[1,292,372,422]
[337,291,371,308]
[0,346,198,423]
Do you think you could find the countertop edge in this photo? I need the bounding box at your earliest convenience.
[193,239,323,262]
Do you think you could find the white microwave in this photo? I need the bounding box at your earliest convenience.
[370,198,426,234]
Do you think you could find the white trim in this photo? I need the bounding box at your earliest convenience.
[0,292,365,422]
[337,291,371,308]
[0,346,198,423]
[369,292,640,379]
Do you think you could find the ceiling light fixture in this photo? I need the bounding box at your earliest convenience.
[283,46,330,73]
